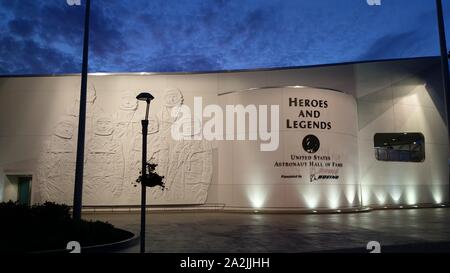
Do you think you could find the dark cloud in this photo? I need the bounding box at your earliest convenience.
[0,35,80,74]
[37,3,85,47]
[360,31,428,61]
[0,0,85,74]
[0,0,446,75]
[8,19,35,36]
[89,3,127,59]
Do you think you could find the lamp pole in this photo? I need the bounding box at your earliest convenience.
[436,0,450,131]
[435,0,450,200]
[136,92,154,253]
[73,0,91,221]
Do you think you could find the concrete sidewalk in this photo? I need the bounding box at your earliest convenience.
[84,208,450,253]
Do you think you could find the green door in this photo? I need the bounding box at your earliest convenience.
[17,177,31,205]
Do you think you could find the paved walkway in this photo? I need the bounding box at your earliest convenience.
[85,208,450,253]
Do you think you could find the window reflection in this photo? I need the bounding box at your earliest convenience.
[374,133,425,163]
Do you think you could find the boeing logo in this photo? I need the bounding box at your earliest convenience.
[310,174,339,183]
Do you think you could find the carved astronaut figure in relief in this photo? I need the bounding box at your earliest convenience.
[163,116,213,203]
[154,89,183,201]
[159,88,184,134]
[84,115,124,203]
[116,91,138,139]
[51,118,75,153]
[38,84,97,204]
[37,85,213,206]
[126,117,162,201]
[114,91,140,201]
[67,84,106,144]
[151,88,213,204]
[67,84,98,118]
[38,117,77,204]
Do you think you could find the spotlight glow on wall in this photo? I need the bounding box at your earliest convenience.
[247,188,267,209]
[375,190,387,205]
[327,188,340,209]
[345,185,357,205]
[361,187,372,206]
[431,187,443,204]
[302,189,320,209]
[389,187,403,204]
[406,187,417,205]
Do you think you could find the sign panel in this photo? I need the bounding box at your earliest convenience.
[227,87,359,208]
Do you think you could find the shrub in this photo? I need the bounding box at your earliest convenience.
[0,202,132,253]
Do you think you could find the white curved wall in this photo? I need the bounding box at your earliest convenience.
[217,87,360,209]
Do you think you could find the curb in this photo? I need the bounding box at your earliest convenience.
[33,230,139,254]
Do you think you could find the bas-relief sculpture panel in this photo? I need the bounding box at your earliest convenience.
[36,85,213,205]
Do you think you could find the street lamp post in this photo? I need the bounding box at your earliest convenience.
[73,0,91,221]
[136,92,155,254]
[435,0,450,200]
[436,0,450,132]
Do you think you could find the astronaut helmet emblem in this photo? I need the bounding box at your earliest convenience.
[302,134,320,154]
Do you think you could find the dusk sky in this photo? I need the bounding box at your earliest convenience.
[1,0,450,74]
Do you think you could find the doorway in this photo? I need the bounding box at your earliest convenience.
[4,175,32,205]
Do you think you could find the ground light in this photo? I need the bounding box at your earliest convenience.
[136,92,155,254]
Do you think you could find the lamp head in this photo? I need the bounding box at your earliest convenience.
[136,92,154,102]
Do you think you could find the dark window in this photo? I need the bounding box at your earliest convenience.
[374,133,425,163]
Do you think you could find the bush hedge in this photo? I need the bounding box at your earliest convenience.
[0,202,133,253]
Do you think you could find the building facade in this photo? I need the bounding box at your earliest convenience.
[0,57,448,211]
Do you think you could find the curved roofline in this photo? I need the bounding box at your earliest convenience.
[0,55,440,78]
[218,85,345,96]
